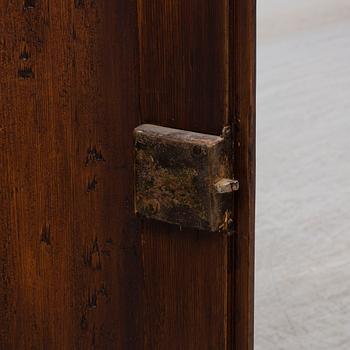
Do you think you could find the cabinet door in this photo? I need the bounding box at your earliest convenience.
[0,1,255,349]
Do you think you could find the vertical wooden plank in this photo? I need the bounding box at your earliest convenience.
[0,0,142,349]
[0,0,256,348]
[137,0,229,133]
[231,0,256,349]
[137,1,230,348]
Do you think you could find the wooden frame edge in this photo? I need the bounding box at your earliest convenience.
[229,0,256,349]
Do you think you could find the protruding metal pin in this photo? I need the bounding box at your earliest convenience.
[214,178,239,193]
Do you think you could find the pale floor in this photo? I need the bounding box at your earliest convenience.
[256,1,350,349]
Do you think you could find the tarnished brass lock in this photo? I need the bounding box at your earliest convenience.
[134,124,238,232]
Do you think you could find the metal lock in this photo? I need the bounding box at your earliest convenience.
[134,124,238,232]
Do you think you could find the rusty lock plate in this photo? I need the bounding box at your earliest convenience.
[133,124,238,232]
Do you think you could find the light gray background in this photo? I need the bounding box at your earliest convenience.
[256,1,350,349]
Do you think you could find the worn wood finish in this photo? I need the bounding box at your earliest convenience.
[231,1,256,349]
[0,0,255,348]
[0,1,142,349]
[137,0,231,348]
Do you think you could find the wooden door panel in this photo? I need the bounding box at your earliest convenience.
[0,0,255,349]
[138,1,229,348]
[0,1,142,348]
[138,0,229,133]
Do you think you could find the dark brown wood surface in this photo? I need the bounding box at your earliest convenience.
[138,1,230,348]
[0,1,142,349]
[0,0,255,349]
[231,1,256,349]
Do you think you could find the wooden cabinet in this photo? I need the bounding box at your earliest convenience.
[0,1,255,348]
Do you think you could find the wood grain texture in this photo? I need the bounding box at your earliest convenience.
[231,1,256,349]
[0,0,255,348]
[137,0,230,349]
[0,1,142,349]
